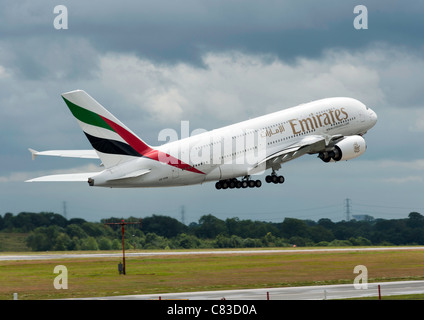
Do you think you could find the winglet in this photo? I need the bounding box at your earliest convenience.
[28,148,38,160]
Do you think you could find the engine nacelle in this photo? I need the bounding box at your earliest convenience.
[333,135,366,161]
[319,135,366,162]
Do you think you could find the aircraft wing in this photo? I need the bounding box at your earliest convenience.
[256,135,343,169]
[29,148,99,160]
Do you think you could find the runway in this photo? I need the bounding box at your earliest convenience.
[2,246,424,261]
[78,280,424,300]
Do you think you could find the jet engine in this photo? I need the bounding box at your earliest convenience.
[319,135,366,162]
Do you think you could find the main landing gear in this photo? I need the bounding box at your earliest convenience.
[265,170,285,184]
[265,174,285,184]
[215,171,285,190]
[215,177,262,190]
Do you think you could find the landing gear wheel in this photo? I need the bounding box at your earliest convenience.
[215,178,263,190]
[265,174,285,184]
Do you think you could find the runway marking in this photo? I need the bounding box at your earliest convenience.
[2,246,424,261]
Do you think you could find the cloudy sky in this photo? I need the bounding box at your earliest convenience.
[1,0,424,223]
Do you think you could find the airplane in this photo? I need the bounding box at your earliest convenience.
[26,90,377,189]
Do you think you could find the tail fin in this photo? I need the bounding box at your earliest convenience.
[61,90,153,168]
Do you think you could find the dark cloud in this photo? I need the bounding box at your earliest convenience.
[2,0,423,71]
[0,37,99,80]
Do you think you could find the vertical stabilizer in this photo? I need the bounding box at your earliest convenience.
[61,90,153,168]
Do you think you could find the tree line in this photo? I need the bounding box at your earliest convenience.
[1,211,424,251]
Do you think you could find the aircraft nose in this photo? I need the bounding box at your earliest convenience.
[369,109,377,127]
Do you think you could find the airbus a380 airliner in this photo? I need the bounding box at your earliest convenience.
[27,90,377,189]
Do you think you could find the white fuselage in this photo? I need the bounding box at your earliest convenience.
[92,97,377,187]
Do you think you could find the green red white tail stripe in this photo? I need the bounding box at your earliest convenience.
[62,90,204,174]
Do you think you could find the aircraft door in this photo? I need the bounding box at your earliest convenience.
[172,168,179,178]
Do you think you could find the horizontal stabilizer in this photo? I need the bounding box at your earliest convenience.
[26,172,101,182]
[29,148,99,160]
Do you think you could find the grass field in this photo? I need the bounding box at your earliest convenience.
[1,247,424,300]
